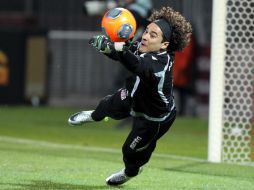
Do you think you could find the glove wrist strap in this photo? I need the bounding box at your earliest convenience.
[114,42,126,51]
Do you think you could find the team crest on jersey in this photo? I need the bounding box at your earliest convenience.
[120,89,128,100]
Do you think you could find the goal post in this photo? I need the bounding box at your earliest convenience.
[208,0,227,163]
[209,0,254,164]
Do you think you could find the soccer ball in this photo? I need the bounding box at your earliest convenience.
[101,7,136,42]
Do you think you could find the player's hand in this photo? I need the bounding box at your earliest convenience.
[125,37,134,49]
[89,35,114,54]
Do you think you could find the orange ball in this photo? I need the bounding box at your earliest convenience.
[101,7,136,42]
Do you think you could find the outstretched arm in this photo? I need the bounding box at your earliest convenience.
[89,35,120,61]
[89,35,155,78]
[118,50,157,79]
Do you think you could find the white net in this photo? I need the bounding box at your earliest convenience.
[222,0,254,162]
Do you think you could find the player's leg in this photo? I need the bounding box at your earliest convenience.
[68,88,131,126]
[106,117,158,185]
[106,110,176,186]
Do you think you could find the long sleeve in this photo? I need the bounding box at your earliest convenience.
[118,50,158,80]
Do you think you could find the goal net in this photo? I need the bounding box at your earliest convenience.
[208,0,254,164]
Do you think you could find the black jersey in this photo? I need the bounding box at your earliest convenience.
[108,43,175,122]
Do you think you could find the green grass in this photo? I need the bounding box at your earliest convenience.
[0,106,253,190]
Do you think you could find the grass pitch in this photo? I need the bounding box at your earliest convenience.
[0,106,253,190]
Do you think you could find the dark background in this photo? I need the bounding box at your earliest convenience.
[0,0,212,117]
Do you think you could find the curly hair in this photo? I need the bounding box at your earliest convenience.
[148,6,192,52]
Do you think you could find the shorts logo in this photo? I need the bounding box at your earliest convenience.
[120,89,128,100]
[130,136,142,150]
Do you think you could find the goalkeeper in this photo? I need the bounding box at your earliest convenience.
[68,6,192,186]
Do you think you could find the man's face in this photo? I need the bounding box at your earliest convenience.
[138,23,169,53]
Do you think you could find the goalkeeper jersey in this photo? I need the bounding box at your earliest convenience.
[109,44,176,122]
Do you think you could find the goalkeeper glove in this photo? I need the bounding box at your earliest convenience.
[89,35,114,54]
[89,35,134,53]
